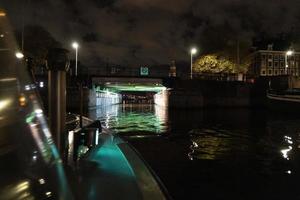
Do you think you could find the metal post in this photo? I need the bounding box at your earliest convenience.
[285,54,288,75]
[191,53,193,79]
[47,48,69,156]
[75,47,78,76]
[79,82,83,128]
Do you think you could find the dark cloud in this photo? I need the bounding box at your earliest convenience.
[1,0,300,66]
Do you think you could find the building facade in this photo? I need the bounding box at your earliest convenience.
[248,49,300,77]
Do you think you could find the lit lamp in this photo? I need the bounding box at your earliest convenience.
[0,11,6,17]
[285,50,294,75]
[15,51,24,59]
[190,48,197,79]
[72,42,79,76]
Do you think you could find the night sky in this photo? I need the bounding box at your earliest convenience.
[1,0,300,66]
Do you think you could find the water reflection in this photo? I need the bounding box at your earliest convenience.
[90,105,300,199]
[89,104,168,134]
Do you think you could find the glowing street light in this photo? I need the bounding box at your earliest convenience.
[15,52,24,59]
[285,50,294,75]
[190,48,197,79]
[0,11,6,17]
[72,42,79,76]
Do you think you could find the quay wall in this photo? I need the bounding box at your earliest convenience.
[67,87,121,110]
[161,79,268,108]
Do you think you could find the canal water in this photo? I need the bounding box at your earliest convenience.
[89,104,300,200]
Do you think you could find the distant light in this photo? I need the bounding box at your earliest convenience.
[45,191,52,197]
[191,48,197,55]
[72,42,79,49]
[0,34,4,38]
[25,85,30,91]
[281,146,292,160]
[15,52,24,59]
[35,109,43,117]
[192,141,198,148]
[39,179,45,185]
[19,95,26,107]
[39,81,44,88]
[286,170,292,174]
[0,12,6,17]
[286,50,294,56]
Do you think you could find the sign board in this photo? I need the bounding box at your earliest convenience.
[140,67,149,76]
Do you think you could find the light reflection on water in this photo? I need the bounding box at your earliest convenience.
[89,104,168,134]
[90,106,300,199]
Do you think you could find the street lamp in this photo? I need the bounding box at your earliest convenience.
[15,51,24,59]
[190,48,197,79]
[285,50,294,75]
[72,42,79,76]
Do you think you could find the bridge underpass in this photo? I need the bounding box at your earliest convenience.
[91,77,168,107]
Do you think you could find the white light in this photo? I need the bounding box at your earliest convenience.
[39,179,45,185]
[35,109,43,117]
[72,42,79,49]
[191,48,197,55]
[0,34,4,38]
[68,131,74,146]
[15,52,24,59]
[281,146,292,160]
[39,82,44,88]
[286,50,294,56]
[286,170,292,174]
[45,191,52,197]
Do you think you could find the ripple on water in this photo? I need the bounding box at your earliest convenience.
[188,125,296,177]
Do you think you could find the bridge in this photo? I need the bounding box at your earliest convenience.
[91,76,166,93]
[90,76,168,107]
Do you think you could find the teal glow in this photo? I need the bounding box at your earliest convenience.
[25,112,35,123]
[88,137,134,177]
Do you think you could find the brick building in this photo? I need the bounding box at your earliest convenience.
[248,46,300,77]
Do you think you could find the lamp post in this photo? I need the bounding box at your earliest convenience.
[72,42,79,76]
[190,48,197,79]
[285,50,294,75]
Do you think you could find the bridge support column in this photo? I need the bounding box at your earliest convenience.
[47,48,69,156]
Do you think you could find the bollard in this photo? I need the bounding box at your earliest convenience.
[46,48,70,156]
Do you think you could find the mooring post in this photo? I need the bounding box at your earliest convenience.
[47,48,69,156]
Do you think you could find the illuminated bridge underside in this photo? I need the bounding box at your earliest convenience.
[92,77,166,92]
